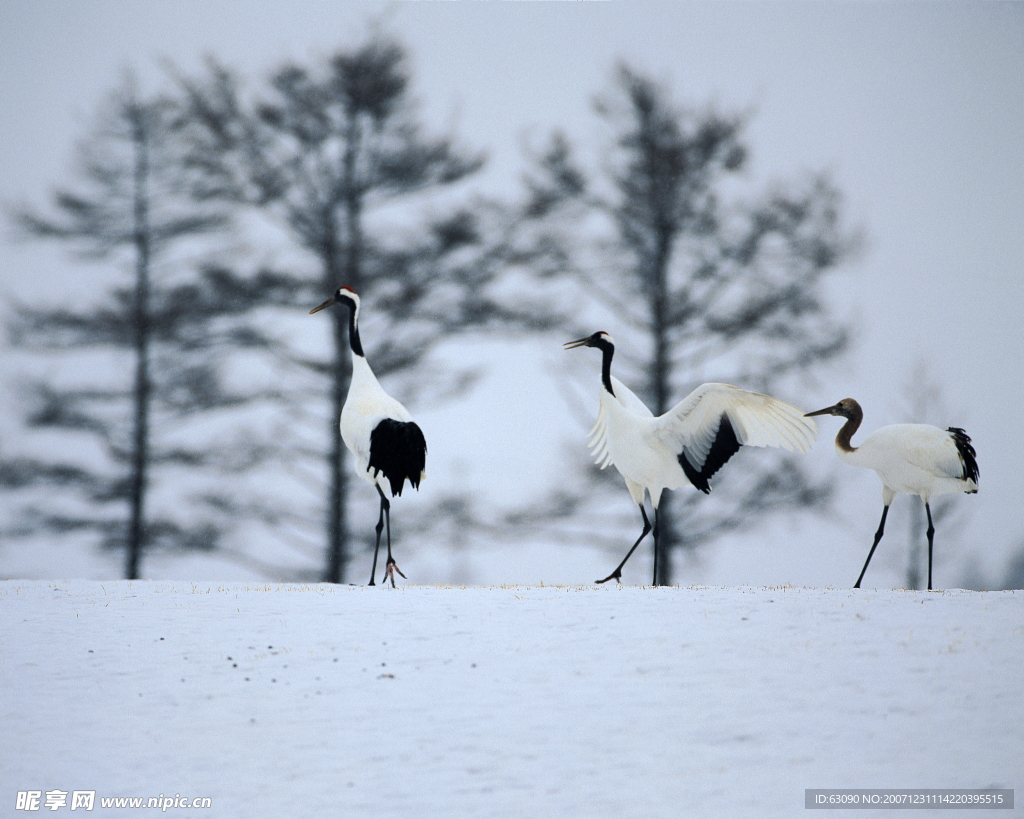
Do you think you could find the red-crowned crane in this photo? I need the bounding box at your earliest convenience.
[805,398,978,591]
[565,331,819,585]
[310,287,427,587]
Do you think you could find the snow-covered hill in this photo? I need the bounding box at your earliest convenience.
[2,581,1020,817]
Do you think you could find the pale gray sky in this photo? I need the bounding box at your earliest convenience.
[2,1,1022,586]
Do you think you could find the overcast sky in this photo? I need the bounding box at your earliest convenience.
[2,1,1022,587]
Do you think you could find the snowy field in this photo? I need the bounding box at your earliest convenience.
[2,580,1021,818]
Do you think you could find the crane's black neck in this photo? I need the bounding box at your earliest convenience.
[595,338,615,397]
[342,298,364,358]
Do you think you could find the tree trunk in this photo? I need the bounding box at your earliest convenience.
[323,305,349,584]
[905,500,923,590]
[321,210,350,583]
[649,207,676,585]
[126,108,151,580]
[323,113,365,584]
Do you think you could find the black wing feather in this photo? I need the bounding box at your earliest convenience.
[368,419,427,497]
[678,415,741,495]
[947,427,979,489]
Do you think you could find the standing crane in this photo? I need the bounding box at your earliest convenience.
[310,287,427,587]
[805,398,978,590]
[565,331,818,585]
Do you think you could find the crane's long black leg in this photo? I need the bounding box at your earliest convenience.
[925,502,935,591]
[597,504,651,585]
[377,484,405,588]
[854,505,889,588]
[369,492,386,586]
[652,508,660,586]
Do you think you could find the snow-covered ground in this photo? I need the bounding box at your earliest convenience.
[2,581,1020,818]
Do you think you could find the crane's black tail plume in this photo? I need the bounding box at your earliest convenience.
[368,419,427,497]
[947,427,979,489]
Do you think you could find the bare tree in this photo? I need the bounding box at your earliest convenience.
[173,34,518,582]
[517,65,858,584]
[0,74,273,578]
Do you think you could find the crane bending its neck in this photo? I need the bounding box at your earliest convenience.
[805,398,863,453]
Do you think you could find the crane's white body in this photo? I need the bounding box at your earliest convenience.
[806,397,978,590]
[310,285,427,587]
[837,423,978,506]
[341,354,421,495]
[589,378,818,507]
[566,330,819,584]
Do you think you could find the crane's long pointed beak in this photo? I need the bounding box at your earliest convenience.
[563,337,591,350]
[309,295,336,315]
[804,404,838,418]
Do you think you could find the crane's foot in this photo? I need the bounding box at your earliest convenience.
[595,569,622,585]
[384,558,406,588]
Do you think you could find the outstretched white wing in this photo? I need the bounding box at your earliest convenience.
[587,376,654,469]
[652,383,818,473]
